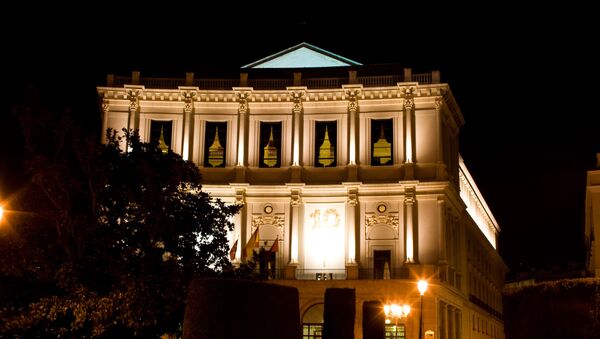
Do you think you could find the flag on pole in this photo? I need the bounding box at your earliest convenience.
[269,236,279,253]
[229,239,238,261]
[242,228,259,260]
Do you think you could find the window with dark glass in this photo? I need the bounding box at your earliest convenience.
[314,121,337,167]
[371,119,393,166]
[204,121,227,167]
[258,246,277,280]
[150,120,173,154]
[259,121,282,168]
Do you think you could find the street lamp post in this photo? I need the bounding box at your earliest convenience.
[417,280,428,339]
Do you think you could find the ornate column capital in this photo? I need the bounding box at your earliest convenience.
[347,187,358,206]
[288,88,306,113]
[126,88,141,111]
[404,186,416,204]
[180,90,197,113]
[234,188,246,204]
[234,90,253,114]
[101,99,110,114]
[434,96,445,111]
[344,87,361,112]
[290,189,302,207]
[398,85,417,110]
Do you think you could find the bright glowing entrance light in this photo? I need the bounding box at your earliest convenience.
[418,280,428,295]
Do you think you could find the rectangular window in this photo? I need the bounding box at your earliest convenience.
[384,324,405,339]
[150,120,173,154]
[314,121,337,167]
[303,324,323,339]
[204,121,227,167]
[371,119,393,166]
[259,121,282,168]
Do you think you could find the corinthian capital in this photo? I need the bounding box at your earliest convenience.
[235,90,252,114]
[126,89,141,111]
[399,85,417,110]
[181,90,196,113]
[343,84,362,112]
[288,89,306,113]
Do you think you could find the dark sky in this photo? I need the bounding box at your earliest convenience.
[1,6,597,276]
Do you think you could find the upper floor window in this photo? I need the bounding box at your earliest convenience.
[150,120,172,154]
[204,121,227,168]
[315,121,337,167]
[259,121,282,168]
[371,119,393,166]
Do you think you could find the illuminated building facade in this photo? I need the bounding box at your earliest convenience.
[586,155,600,277]
[97,43,507,339]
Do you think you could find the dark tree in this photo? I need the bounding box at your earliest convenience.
[0,89,240,337]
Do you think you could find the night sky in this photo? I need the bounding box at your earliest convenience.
[1,6,597,277]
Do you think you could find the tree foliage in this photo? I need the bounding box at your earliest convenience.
[504,278,600,339]
[0,91,240,337]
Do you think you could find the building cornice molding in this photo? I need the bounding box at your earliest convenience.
[97,83,452,105]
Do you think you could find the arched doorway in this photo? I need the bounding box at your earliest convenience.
[302,303,324,339]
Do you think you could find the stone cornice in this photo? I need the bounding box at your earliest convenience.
[97,83,453,105]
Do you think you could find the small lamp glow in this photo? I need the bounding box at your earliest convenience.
[418,280,428,295]
[0,206,3,222]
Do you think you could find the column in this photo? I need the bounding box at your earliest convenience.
[285,188,302,279]
[346,186,358,279]
[343,85,362,181]
[448,306,455,339]
[180,89,196,161]
[438,198,447,266]
[435,97,446,180]
[400,86,415,179]
[234,187,247,262]
[101,99,110,144]
[126,87,141,133]
[288,87,305,182]
[404,187,416,263]
[234,90,251,182]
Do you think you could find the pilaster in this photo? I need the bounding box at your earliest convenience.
[345,185,359,279]
[404,186,417,263]
[180,88,197,161]
[399,85,416,179]
[344,84,362,182]
[125,85,143,133]
[101,98,110,144]
[234,88,252,182]
[288,87,306,182]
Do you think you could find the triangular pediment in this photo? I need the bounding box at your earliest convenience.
[242,42,362,69]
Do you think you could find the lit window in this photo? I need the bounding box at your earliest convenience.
[150,120,172,154]
[385,324,406,339]
[371,119,393,166]
[259,121,281,168]
[204,122,227,167]
[315,121,337,167]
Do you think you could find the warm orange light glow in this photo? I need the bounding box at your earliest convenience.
[0,206,3,222]
[384,303,411,324]
[417,280,428,295]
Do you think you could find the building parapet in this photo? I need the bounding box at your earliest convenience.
[459,155,500,249]
[107,68,438,90]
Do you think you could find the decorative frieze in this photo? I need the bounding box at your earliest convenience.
[251,214,285,235]
[365,214,399,233]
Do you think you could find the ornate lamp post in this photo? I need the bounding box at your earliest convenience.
[384,303,411,338]
[417,280,429,339]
